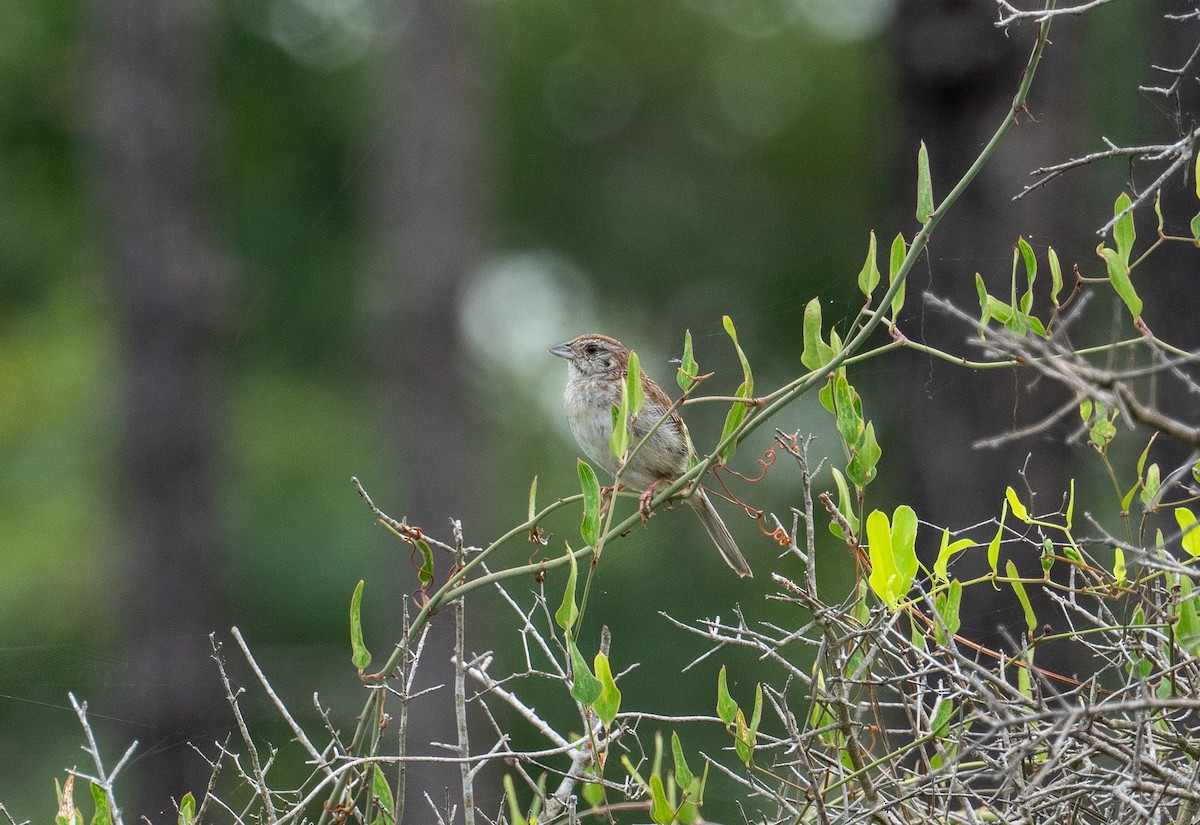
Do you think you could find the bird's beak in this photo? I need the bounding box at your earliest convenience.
[549,342,574,360]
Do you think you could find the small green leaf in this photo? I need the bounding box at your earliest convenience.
[1113,192,1136,265]
[1006,487,1030,523]
[987,501,1008,577]
[734,709,753,765]
[1113,547,1127,586]
[649,774,673,824]
[916,141,934,223]
[671,732,695,790]
[724,315,753,392]
[1006,560,1037,635]
[718,381,750,461]
[975,273,991,332]
[582,778,604,808]
[891,505,919,590]
[677,330,699,393]
[504,775,526,825]
[1155,188,1164,233]
[934,580,962,644]
[578,460,601,547]
[858,230,881,299]
[626,350,645,419]
[716,665,738,726]
[933,529,973,583]
[371,765,396,813]
[1176,507,1200,557]
[847,422,881,489]
[90,785,112,825]
[828,467,860,540]
[1066,478,1075,529]
[567,636,603,706]
[801,298,834,370]
[1191,212,1200,245]
[556,544,579,631]
[414,538,435,588]
[527,475,538,522]
[1141,463,1161,505]
[350,580,372,672]
[931,698,955,739]
[609,373,630,460]
[1048,247,1063,307]
[888,232,908,319]
[593,652,622,727]
[1018,237,1037,316]
[1097,244,1143,320]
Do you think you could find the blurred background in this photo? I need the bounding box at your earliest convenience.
[1,0,1195,819]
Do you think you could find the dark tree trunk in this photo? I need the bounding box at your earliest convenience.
[91,0,228,816]
[368,0,486,811]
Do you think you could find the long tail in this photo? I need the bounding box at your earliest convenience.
[687,491,753,578]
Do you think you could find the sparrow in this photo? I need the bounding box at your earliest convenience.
[551,333,752,577]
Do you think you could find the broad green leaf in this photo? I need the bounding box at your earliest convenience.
[90,785,112,825]
[987,500,1008,577]
[1048,247,1063,307]
[891,505,919,588]
[350,580,372,672]
[677,330,699,393]
[867,509,901,609]
[371,765,395,813]
[847,422,881,488]
[801,298,833,370]
[1018,237,1037,314]
[582,779,604,808]
[649,774,673,824]
[567,636,602,706]
[504,775,526,825]
[858,230,881,299]
[1006,487,1030,523]
[833,374,862,445]
[933,529,973,583]
[916,141,934,223]
[888,232,908,319]
[1006,560,1037,635]
[934,580,962,644]
[1097,244,1143,320]
[626,350,645,419]
[578,460,601,547]
[672,732,695,790]
[1113,192,1135,264]
[975,273,990,332]
[556,544,579,631]
[1176,507,1200,557]
[716,665,738,726]
[593,652,622,727]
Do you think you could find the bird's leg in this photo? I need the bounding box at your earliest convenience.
[599,484,621,518]
[638,477,670,525]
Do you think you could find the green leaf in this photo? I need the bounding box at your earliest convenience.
[1177,573,1200,654]
[1141,462,1161,505]
[582,778,604,808]
[1048,247,1063,307]
[857,230,881,299]
[609,370,630,460]
[975,274,991,332]
[916,141,934,223]
[90,785,112,825]
[987,500,1008,577]
[1113,547,1127,586]
[350,580,372,672]
[1192,211,1200,246]
[1113,192,1136,265]
[931,698,955,739]
[828,467,860,540]
[626,350,645,419]
[527,475,538,522]
[723,315,753,392]
[1018,237,1037,315]
[933,529,973,583]
[866,509,901,609]
[1006,560,1037,635]
[801,298,834,370]
[734,709,753,765]
[671,732,695,790]
[415,538,435,588]
[1176,507,1200,557]
[934,580,962,644]
[1097,244,1143,320]
[1066,478,1075,529]
[716,665,738,726]
[371,765,396,814]
[1155,188,1164,233]
[556,544,580,631]
[847,422,881,488]
[891,505,919,590]
[718,381,750,461]
[677,330,699,393]
[567,636,603,706]
[578,460,601,547]
[649,774,673,824]
[888,232,908,319]
[503,775,526,825]
[1006,486,1030,523]
[593,652,622,727]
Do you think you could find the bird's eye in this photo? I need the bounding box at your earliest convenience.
[584,343,600,355]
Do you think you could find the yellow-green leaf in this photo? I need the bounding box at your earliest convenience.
[578,460,601,547]
[350,580,372,672]
[593,652,622,727]
[1177,507,1200,557]
[567,636,602,706]
[1113,192,1135,264]
[556,543,579,631]
[1097,244,1143,320]
[1006,486,1030,523]
[1006,560,1036,635]
[649,774,673,824]
[677,330,699,393]
[858,230,880,299]
[716,665,738,726]
[889,232,907,319]
[1048,247,1063,307]
[626,350,645,419]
